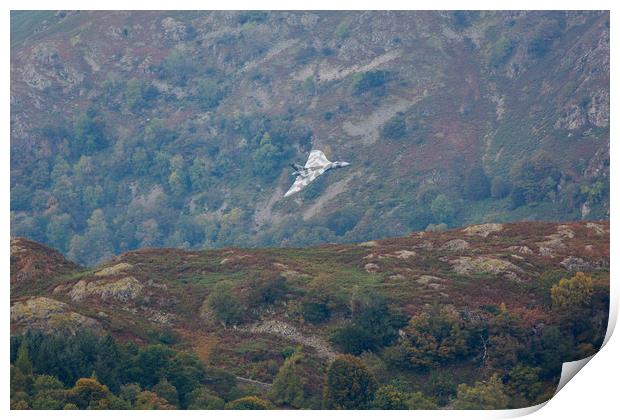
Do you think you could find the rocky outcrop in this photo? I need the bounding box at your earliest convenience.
[451,256,522,280]
[463,223,503,238]
[560,256,596,273]
[11,297,101,334]
[441,239,470,252]
[586,222,608,235]
[536,225,576,255]
[69,276,143,302]
[506,245,533,255]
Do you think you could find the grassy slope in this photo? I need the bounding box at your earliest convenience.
[11,221,610,397]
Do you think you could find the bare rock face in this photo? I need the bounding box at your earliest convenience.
[451,256,522,278]
[587,89,610,127]
[463,223,503,238]
[69,276,143,302]
[560,256,595,273]
[555,104,587,130]
[536,225,574,252]
[506,245,533,255]
[11,297,101,334]
[441,239,470,252]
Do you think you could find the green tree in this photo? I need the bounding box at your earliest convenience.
[330,324,376,355]
[135,390,175,409]
[11,365,30,399]
[402,305,470,369]
[203,367,237,400]
[428,371,457,406]
[489,37,516,68]
[163,50,195,86]
[551,272,594,310]
[252,132,283,177]
[195,79,223,109]
[430,194,455,225]
[301,300,330,324]
[186,387,225,409]
[68,209,114,265]
[152,377,179,407]
[407,392,438,409]
[507,365,544,403]
[165,352,206,408]
[72,109,107,154]
[32,395,64,409]
[247,274,289,307]
[509,152,560,204]
[16,341,33,375]
[11,184,31,211]
[269,351,306,408]
[323,355,377,409]
[125,78,143,111]
[67,377,111,409]
[119,383,141,405]
[132,344,176,388]
[207,280,244,326]
[33,375,64,395]
[12,400,29,409]
[381,113,407,140]
[226,396,270,409]
[491,176,512,199]
[464,166,491,200]
[94,334,124,393]
[453,375,509,410]
[302,76,316,95]
[373,385,408,409]
[352,70,387,95]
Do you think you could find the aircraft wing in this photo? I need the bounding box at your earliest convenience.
[284,167,328,197]
[304,150,330,169]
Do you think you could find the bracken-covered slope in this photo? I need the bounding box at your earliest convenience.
[10,221,610,407]
[10,11,609,265]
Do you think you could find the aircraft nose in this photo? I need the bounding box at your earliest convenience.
[341,162,350,167]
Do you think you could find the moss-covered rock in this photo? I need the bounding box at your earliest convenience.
[11,297,101,334]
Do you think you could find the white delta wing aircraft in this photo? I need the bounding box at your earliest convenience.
[284,149,350,197]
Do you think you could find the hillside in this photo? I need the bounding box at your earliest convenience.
[10,221,610,409]
[10,11,610,265]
